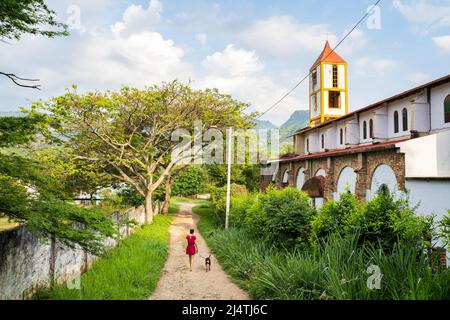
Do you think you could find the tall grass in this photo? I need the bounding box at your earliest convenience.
[36,215,173,300]
[195,204,450,300]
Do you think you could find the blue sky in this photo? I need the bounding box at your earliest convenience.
[1,0,449,125]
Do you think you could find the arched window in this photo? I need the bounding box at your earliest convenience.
[339,128,343,145]
[282,170,289,184]
[321,134,325,149]
[306,138,309,153]
[394,111,399,133]
[445,95,450,123]
[369,119,374,139]
[296,167,305,189]
[363,121,367,140]
[402,108,408,131]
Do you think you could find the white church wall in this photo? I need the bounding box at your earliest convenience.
[374,106,388,140]
[359,111,374,143]
[387,97,413,139]
[430,82,450,131]
[345,119,360,146]
[323,64,332,88]
[406,179,450,220]
[397,129,450,178]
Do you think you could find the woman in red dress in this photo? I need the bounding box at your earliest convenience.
[186,229,198,271]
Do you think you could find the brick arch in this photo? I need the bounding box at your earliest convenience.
[336,166,357,195]
[367,151,405,192]
[315,168,326,177]
[295,166,306,188]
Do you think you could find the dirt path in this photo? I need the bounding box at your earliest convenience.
[149,202,249,300]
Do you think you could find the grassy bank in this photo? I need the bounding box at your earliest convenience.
[194,204,450,300]
[36,214,173,300]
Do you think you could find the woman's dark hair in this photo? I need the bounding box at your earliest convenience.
[190,229,194,234]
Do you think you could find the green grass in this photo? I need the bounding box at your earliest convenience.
[194,204,450,300]
[36,214,173,300]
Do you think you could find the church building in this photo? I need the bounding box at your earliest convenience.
[260,41,450,220]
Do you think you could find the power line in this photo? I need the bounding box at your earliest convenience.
[256,0,383,119]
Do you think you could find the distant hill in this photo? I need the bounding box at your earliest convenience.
[252,119,277,130]
[252,110,309,145]
[279,110,309,143]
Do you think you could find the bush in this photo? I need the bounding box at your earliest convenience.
[311,192,360,243]
[349,189,431,251]
[210,184,247,222]
[261,187,316,248]
[172,166,207,196]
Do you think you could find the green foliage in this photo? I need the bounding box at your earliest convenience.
[196,205,450,300]
[0,116,117,255]
[259,187,316,248]
[172,166,206,196]
[311,192,360,243]
[210,184,247,223]
[0,0,68,40]
[37,215,172,300]
[350,190,431,251]
[440,211,450,247]
[117,187,145,208]
[29,81,255,221]
[204,163,260,192]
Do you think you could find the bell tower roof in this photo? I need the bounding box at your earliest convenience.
[311,41,346,70]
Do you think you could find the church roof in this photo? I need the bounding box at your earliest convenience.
[311,41,346,69]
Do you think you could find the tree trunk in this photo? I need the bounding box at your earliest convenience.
[162,176,173,215]
[145,190,153,224]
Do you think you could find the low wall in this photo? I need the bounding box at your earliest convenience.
[0,206,149,300]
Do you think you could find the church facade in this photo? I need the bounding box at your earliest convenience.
[260,41,450,220]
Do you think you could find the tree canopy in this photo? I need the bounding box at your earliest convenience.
[0,0,67,40]
[0,115,118,254]
[30,81,255,223]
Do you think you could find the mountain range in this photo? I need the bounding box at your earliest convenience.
[253,110,309,143]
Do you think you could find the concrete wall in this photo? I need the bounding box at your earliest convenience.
[406,179,450,220]
[398,129,450,178]
[431,82,450,131]
[0,206,148,300]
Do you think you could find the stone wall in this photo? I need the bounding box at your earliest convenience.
[0,206,148,300]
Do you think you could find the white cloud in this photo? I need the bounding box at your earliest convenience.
[240,16,338,58]
[432,35,450,53]
[195,33,207,45]
[202,44,263,77]
[393,0,450,34]
[354,57,397,78]
[111,0,162,36]
[198,45,306,125]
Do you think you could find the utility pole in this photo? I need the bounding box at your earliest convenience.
[225,127,232,229]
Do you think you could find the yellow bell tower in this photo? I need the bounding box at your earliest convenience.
[309,41,348,127]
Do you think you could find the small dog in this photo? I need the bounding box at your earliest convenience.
[205,254,211,272]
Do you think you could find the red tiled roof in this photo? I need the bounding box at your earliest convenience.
[311,41,346,69]
[278,138,410,163]
[292,73,450,137]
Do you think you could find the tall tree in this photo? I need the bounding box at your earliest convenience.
[0,0,68,88]
[31,82,255,223]
[0,115,117,254]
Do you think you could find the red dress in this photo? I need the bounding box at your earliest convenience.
[186,235,197,256]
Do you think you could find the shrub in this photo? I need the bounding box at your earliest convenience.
[172,166,207,196]
[348,189,431,251]
[210,184,247,222]
[261,187,316,248]
[311,192,360,243]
